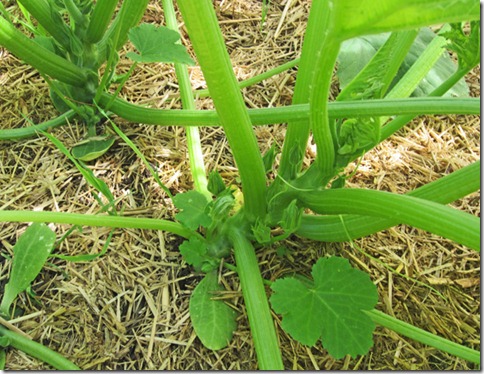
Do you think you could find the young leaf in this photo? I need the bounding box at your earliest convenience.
[126,23,194,65]
[173,190,212,231]
[71,136,115,161]
[262,144,278,173]
[179,236,215,272]
[270,257,378,359]
[251,218,272,245]
[279,199,302,234]
[189,271,237,350]
[0,223,56,317]
[207,171,226,196]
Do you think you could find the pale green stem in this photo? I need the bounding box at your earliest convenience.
[162,0,210,199]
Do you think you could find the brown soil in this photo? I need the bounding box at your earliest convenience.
[0,0,480,370]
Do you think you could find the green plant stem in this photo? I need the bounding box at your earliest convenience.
[177,0,267,220]
[0,111,77,140]
[380,68,474,141]
[0,16,87,87]
[16,0,71,49]
[229,226,284,370]
[162,0,210,199]
[365,310,480,364]
[98,93,479,126]
[297,160,480,242]
[85,0,119,44]
[63,0,85,27]
[2,97,478,141]
[0,210,195,239]
[0,326,80,370]
[193,58,300,99]
[277,1,333,180]
[1,96,478,141]
[97,0,150,67]
[296,188,480,251]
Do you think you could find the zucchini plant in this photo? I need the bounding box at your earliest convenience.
[0,0,480,370]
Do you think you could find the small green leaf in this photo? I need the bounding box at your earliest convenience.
[189,271,237,350]
[262,144,278,173]
[280,199,302,234]
[127,23,194,65]
[0,223,56,317]
[173,190,212,230]
[251,218,272,245]
[179,236,209,271]
[335,117,380,168]
[270,257,378,359]
[71,136,115,161]
[207,171,226,196]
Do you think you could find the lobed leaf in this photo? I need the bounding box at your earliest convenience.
[189,271,237,350]
[127,23,194,65]
[270,257,378,359]
[173,190,212,231]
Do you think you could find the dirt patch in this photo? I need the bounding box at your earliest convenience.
[0,0,480,370]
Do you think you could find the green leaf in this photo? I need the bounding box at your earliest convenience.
[126,23,195,65]
[337,28,469,98]
[0,223,56,317]
[189,271,237,350]
[279,199,302,234]
[270,257,378,359]
[71,136,115,161]
[179,236,209,272]
[262,144,278,173]
[335,117,380,168]
[173,190,212,231]
[441,21,480,71]
[207,171,226,196]
[251,218,272,245]
[332,0,479,40]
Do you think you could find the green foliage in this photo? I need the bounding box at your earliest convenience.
[207,171,226,197]
[441,21,480,71]
[270,257,378,358]
[337,28,469,98]
[71,136,115,161]
[189,271,237,350]
[0,0,480,370]
[127,23,194,65]
[0,223,56,317]
[335,117,380,168]
[173,190,212,231]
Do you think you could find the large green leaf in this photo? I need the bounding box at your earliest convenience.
[189,271,237,350]
[337,28,469,97]
[332,0,479,40]
[0,223,56,317]
[270,257,378,358]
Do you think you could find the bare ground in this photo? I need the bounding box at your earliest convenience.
[0,0,480,370]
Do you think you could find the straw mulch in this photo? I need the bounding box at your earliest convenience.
[0,0,480,370]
